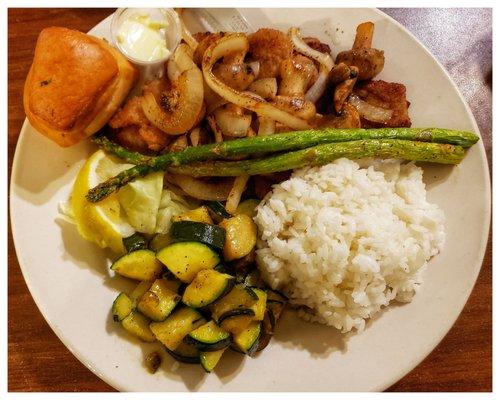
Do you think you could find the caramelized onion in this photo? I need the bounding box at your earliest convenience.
[169,174,234,201]
[348,94,393,123]
[214,107,252,137]
[142,44,204,135]
[289,28,333,103]
[304,64,328,103]
[202,33,311,130]
[248,78,278,99]
[258,117,276,135]
[288,27,334,71]
[225,174,250,214]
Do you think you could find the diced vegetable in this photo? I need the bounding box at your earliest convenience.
[220,312,255,334]
[174,206,213,224]
[232,321,261,356]
[250,288,267,321]
[210,284,258,323]
[205,201,232,222]
[235,198,260,218]
[161,279,183,294]
[170,221,226,250]
[137,279,181,321]
[130,281,153,304]
[111,249,163,281]
[182,269,235,308]
[145,351,162,373]
[266,289,287,322]
[150,306,206,350]
[149,233,172,252]
[156,242,220,283]
[121,310,156,342]
[165,342,200,364]
[112,292,133,322]
[200,349,226,373]
[123,233,148,253]
[185,320,231,351]
[219,214,257,261]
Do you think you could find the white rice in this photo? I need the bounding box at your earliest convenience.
[254,158,445,333]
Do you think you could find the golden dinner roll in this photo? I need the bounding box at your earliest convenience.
[23,27,138,147]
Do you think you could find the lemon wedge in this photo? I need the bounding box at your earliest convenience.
[71,150,135,254]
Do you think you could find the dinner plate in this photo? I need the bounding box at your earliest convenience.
[10,8,490,392]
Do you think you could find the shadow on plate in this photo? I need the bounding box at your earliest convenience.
[12,127,94,205]
[57,218,136,293]
[272,309,347,357]
[105,305,246,391]
[419,163,454,190]
[105,309,207,391]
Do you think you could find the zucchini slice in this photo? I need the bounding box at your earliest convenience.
[170,221,226,250]
[111,249,163,281]
[137,279,182,321]
[232,321,261,356]
[185,320,231,351]
[149,233,172,252]
[161,278,183,294]
[150,306,206,351]
[266,289,287,322]
[121,310,156,342]
[219,214,257,261]
[200,349,226,373]
[205,201,232,222]
[235,198,260,218]
[182,269,235,308]
[250,288,267,321]
[123,233,148,253]
[165,342,200,364]
[210,284,258,323]
[130,281,153,303]
[174,206,213,224]
[112,293,133,322]
[156,242,220,283]
[219,312,255,334]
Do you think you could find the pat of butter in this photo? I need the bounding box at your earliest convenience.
[117,14,170,62]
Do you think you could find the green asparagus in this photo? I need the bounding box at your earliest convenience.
[92,135,153,164]
[87,128,477,203]
[167,140,466,177]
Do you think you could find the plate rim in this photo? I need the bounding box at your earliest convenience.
[9,8,491,392]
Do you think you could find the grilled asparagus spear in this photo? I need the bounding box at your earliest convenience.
[167,140,466,177]
[87,128,477,202]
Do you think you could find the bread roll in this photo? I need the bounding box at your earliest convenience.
[23,27,138,147]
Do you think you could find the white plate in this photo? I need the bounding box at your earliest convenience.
[10,8,490,392]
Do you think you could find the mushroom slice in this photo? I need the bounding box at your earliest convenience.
[335,21,385,80]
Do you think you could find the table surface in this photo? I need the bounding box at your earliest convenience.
[8,8,492,392]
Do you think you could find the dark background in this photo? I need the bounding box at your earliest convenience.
[8,8,492,392]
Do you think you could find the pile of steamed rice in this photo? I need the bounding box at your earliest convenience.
[254,158,445,333]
